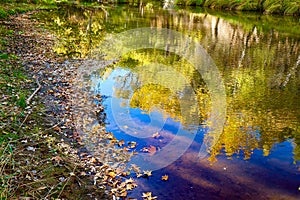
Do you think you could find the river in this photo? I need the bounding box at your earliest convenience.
[38,4,300,199]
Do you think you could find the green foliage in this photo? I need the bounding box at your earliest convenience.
[172,0,300,15]
[175,0,204,6]
[0,8,9,19]
[263,0,283,14]
[283,0,300,15]
[0,53,9,59]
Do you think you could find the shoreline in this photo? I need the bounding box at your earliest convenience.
[0,10,124,199]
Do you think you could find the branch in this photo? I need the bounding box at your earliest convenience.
[26,78,41,105]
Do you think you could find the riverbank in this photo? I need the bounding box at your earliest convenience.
[1,0,299,17]
[0,8,113,200]
[174,0,300,15]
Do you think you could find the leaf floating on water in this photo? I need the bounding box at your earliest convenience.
[152,132,160,139]
[131,164,141,173]
[142,192,157,200]
[131,151,139,156]
[123,125,129,129]
[142,146,156,156]
[123,146,129,152]
[148,145,156,156]
[126,182,137,190]
[125,177,134,184]
[110,137,118,144]
[107,132,114,139]
[161,174,169,181]
[118,139,125,147]
[128,141,137,148]
[136,173,143,178]
[141,147,149,152]
[143,170,152,177]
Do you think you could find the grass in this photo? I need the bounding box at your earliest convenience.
[0,0,57,20]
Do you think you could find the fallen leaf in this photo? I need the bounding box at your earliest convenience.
[51,156,62,163]
[143,170,152,177]
[26,146,35,151]
[119,190,127,197]
[128,141,137,148]
[151,132,160,139]
[91,157,97,163]
[131,164,140,173]
[141,147,149,152]
[118,139,125,147]
[161,174,169,181]
[126,183,136,190]
[108,171,116,178]
[142,192,152,198]
[148,145,156,156]
[125,177,134,184]
[142,192,157,200]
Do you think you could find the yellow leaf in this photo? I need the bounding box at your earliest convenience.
[128,141,137,148]
[142,192,157,200]
[142,192,152,198]
[119,190,127,197]
[125,177,134,184]
[108,171,116,178]
[143,170,152,177]
[161,174,168,181]
[151,132,160,139]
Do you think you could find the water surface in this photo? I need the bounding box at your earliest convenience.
[40,5,300,199]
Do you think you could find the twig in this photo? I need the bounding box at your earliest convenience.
[57,165,77,199]
[26,78,41,105]
[45,120,64,131]
[17,110,31,133]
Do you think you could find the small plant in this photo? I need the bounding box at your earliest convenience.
[0,8,8,19]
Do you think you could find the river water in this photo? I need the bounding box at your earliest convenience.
[41,4,300,199]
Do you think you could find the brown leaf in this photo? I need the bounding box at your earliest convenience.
[118,139,125,147]
[148,145,156,156]
[51,156,63,164]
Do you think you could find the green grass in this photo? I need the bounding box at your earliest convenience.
[0,0,57,20]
